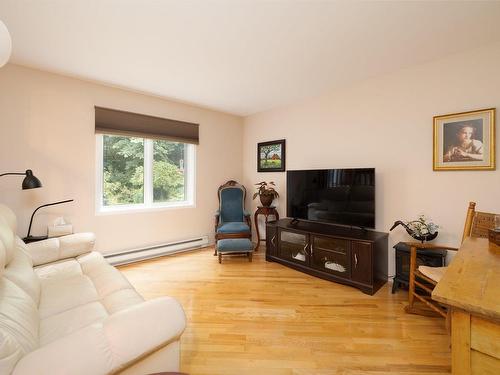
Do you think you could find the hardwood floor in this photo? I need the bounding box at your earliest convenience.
[119,247,451,375]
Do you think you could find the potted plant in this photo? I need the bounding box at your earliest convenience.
[253,181,279,207]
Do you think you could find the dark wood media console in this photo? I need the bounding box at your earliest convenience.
[266,219,388,295]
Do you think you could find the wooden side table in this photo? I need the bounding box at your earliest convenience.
[254,206,279,251]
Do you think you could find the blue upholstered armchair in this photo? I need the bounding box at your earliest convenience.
[214,180,252,255]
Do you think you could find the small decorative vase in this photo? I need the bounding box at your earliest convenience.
[411,232,438,243]
[259,194,273,207]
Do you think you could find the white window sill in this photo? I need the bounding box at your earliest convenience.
[96,202,195,216]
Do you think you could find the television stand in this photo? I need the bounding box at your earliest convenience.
[265,219,388,295]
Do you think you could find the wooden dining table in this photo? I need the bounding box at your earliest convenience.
[432,237,500,375]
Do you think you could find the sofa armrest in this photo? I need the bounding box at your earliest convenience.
[13,324,114,375]
[104,297,186,364]
[25,232,96,266]
[13,297,186,375]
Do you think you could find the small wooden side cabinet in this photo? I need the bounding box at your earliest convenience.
[254,206,279,251]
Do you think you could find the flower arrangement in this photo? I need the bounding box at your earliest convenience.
[390,215,439,243]
[253,181,279,207]
[406,215,439,238]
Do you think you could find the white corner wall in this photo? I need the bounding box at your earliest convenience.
[243,42,500,277]
[0,64,243,254]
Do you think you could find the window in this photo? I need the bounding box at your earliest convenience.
[96,134,195,212]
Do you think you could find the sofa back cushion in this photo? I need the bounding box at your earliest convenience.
[0,205,40,373]
[0,216,15,267]
[0,204,17,234]
[3,238,40,305]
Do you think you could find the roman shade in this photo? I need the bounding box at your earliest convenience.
[95,106,199,144]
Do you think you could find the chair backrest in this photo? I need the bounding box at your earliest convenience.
[218,180,246,223]
[461,201,497,243]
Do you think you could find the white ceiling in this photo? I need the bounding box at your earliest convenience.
[1,1,500,116]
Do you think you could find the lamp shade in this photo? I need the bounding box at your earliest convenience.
[0,20,12,68]
[22,170,42,190]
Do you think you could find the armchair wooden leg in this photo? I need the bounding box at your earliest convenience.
[248,252,252,262]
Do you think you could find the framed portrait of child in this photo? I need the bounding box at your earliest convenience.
[433,108,495,171]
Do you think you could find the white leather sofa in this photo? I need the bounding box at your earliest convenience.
[0,204,186,375]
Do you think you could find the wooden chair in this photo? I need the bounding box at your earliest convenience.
[214,180,252,255]
[406,202,496,319]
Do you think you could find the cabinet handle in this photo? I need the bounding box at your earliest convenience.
[310,243,313,256]
[271,235,276,246]
[354,253,358,268]
[303,243,309,255]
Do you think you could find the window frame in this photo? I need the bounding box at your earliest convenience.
[95,134,196,215]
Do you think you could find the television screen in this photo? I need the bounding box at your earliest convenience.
[287,168,375,229]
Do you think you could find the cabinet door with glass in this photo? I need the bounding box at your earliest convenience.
[310,235,351,279]
[279,229,309,265]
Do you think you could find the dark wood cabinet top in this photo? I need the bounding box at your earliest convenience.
[275,218,387,243]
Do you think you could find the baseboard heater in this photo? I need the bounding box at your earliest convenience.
[104,235,210,266]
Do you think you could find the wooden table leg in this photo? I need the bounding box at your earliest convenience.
[254,210,261,251]
[254,208,279,252]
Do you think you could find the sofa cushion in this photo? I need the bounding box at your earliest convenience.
[35,258,83,282]
[102,289,145,315]
[39,302,108,346]
[26,233,96,267]
[77,252,136,298]
[37,271,99,319]
[34,250,144,344]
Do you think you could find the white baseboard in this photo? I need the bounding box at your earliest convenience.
[104,235,209,266]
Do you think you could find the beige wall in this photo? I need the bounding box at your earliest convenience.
[243,43,500,277]
[0,64,243,254]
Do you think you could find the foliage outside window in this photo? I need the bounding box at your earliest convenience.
[98,134,194,212]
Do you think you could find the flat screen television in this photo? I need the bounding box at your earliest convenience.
[287,168,375,229]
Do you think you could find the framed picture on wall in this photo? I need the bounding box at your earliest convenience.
[257,139,286,172]
[433,108,495,171]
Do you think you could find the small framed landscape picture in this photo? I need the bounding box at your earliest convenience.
[433,108,495,171]
[257,139,286,172]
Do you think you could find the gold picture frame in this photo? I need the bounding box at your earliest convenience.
[433,108,495,171]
